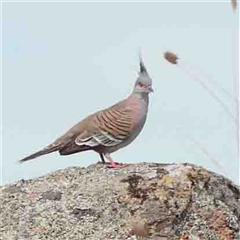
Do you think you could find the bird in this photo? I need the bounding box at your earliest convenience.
[19,55,153,168]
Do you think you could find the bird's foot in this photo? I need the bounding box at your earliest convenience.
[107,161,129,169]
[104,153,129,169]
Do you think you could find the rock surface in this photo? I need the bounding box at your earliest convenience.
[0,162,239,240]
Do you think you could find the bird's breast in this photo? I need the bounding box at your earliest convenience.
[130,96,148,123]
[103,96,149,153]
[127,97,148,138]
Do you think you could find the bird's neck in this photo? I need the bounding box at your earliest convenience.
[130,91,149,105]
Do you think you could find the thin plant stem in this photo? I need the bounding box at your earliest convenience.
[181,59,238,104]
[177,63,238,125]
[173,124,229,177]
[186,136,229,177]
[231,13,239,159]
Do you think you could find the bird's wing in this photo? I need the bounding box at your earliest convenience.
[75,104,133,147]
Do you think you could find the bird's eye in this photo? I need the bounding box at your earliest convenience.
[138,82,144,87]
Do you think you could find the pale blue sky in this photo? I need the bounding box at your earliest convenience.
[2,1,239,184]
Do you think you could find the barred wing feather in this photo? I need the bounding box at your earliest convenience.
[75,105,133,147]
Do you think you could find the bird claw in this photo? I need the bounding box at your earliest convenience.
[107,162,129,169]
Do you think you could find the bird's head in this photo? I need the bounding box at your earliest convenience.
[133,55,153,94]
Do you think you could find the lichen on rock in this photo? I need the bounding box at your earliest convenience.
[0,162,239,240]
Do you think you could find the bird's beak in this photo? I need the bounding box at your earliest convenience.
[148,86,154,93]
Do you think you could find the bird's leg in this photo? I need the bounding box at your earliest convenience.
[99,153,106,164]
[104,153,127,169]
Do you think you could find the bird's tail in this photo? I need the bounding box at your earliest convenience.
[19,143,60,163]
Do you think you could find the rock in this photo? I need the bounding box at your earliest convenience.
[41,191,62,201]
[3,185,24,194]
[0,162,239,240]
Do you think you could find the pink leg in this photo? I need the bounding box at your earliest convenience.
[104,153,128,169]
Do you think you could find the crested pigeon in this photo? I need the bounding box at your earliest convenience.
[19,56,153,168]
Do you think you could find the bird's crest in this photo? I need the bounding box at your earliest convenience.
[139,51,148,75]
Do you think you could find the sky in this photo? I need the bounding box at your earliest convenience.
[2,1,239,185]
